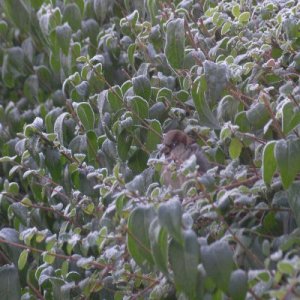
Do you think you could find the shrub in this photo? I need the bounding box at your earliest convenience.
[1,0,300,299]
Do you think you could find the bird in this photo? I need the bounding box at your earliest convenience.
[159,129,211,188]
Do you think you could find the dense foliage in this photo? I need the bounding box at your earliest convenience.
[1,0,300,299]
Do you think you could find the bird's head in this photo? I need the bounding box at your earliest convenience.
[160,129,193,155]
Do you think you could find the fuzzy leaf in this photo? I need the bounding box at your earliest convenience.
[169,230,201,300]
[149,218,168,275]
[275,139,300,189]
[201,241,235,292]
[0,264,21,299]
[158,199,183,244]
[76,102,95,131]
[262,141,277,185]
[127,206,156,268]
[192,75,220,129]
[165,18,185,69]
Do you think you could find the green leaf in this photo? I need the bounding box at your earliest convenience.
[277,260,294,275]
[94,0,110,24]
[53,112,71,145]
[147,0,158,24]
[0,156,17,163]
[282,102,300,134]
[45,149,62,182]
[7,47,25,75]
[0,21,8,35]
[228,269,248,300]
[201,240,235,292]
[77,56,87,63]
[158,199,183,244]
[82,19,100,45]
[2,54,15,88]
[149,218,168,275]
[0,228,22,266]
[128,96,149,123]
[50,51,61,72]
[56,23,72,55]
[9,165,21,177]
[117,129,133,161]
[192,75,220,129]
[262,141,277,185]
[229,137,243,159]
[283,18,300,40]
[132,75,151,101]
[63,3,81,31]
[238,12,250,24]
[107,86,123,112]
[164,18,185,69]
[203,61,228,105]
[3,0,30,32]
[149,102,167,121]
[145,120,162,152]
[221,21,232,35]
[76,102,95,131]
[48,7,62,32]
[235,111,251,132]
[287,182,300,227]
[246,103,269,129]
[87,131,98,164]
[217,95,240,123]
[42,251,56,265]
[275,139,300,189]
[127,206,156,268]
[8,182,19,194]
[125,168,154,195]
[35,65,53,93]
[21,198,32,207]
[73,81,89,101]
[169,230,201,300]
[127,44,136,68]
[18,250,28,270]
[232,4,240,18]
[262,211,282,235]
[128,149,148,173]
[0,264,21,300]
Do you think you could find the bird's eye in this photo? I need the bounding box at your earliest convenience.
[172,142,177,148]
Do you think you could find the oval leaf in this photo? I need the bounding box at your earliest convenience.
[228,269,248,300]
[18,249,28,270]
[164,18,185,69]
[282,101,300,134]
[229,137,243,160]
[158,198,183,244]
[275,139,300,189]
[192,75,220,129]
[145,120,162,152]
[133,75,151,101]
[53,112,71,145]
[262,141,277,185]
[76,102,95,131]
[169,230,201,300]
[287,182,300,227]
[128,96,149,123]
[201,240,235,292]
[127,206,156,268]
[0,264,21,299]
[149,218,168,275]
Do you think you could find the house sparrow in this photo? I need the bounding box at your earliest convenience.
[160,130,210,188]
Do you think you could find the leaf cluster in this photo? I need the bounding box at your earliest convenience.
[1,0,300,299]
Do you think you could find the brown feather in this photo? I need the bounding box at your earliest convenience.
[160,130,210,188]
